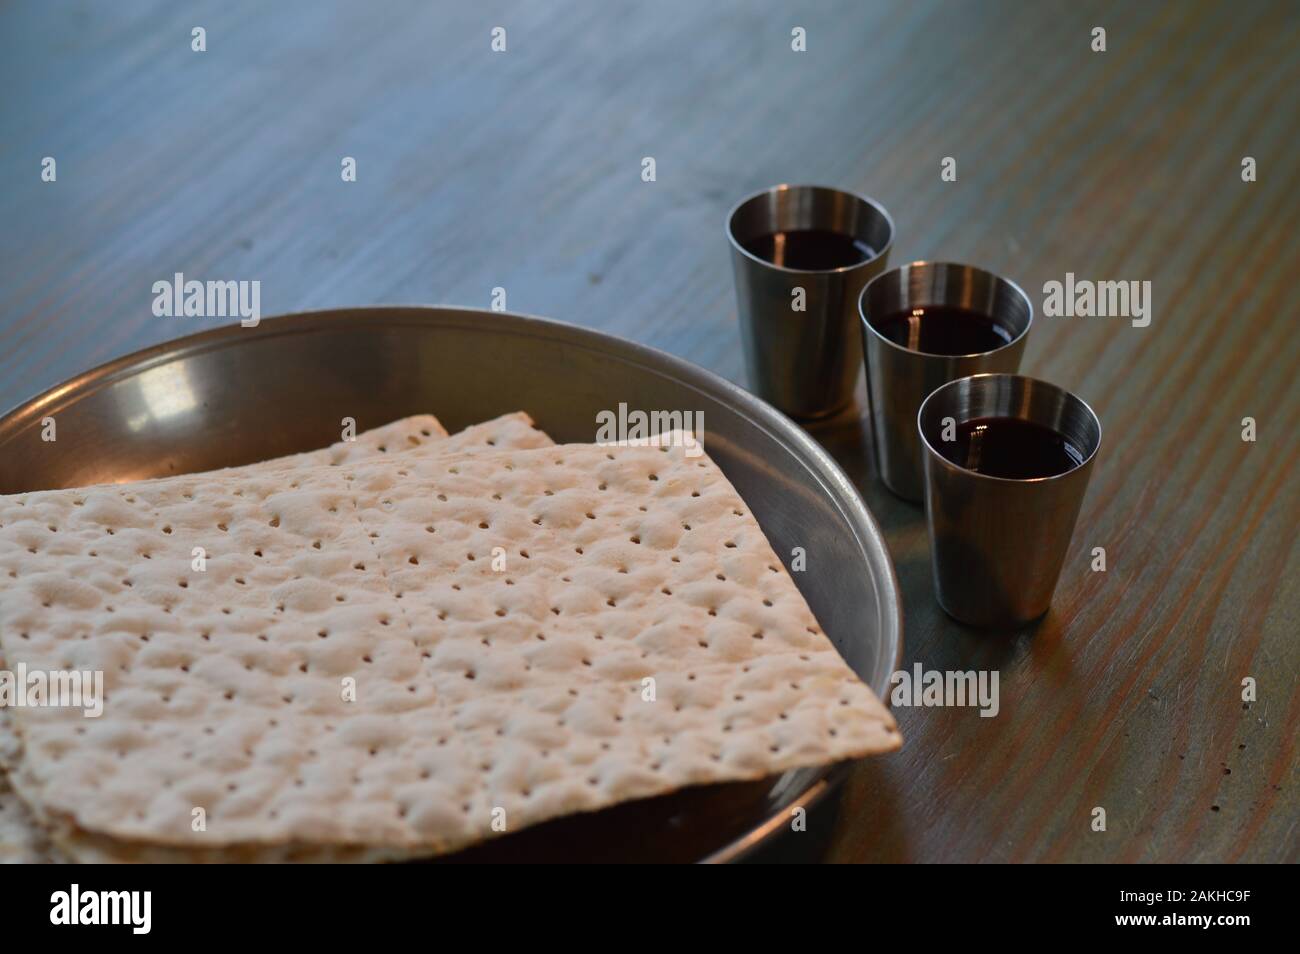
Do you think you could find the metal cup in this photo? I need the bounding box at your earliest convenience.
[859,262,1032,501]
[918,373,1102,628]
[727,185,894,419]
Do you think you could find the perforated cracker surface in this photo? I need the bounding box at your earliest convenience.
[0,412,553,862]
[1,436,895,857]
[346,441,899,844]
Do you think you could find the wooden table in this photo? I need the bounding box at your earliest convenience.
[1,0,1295,862]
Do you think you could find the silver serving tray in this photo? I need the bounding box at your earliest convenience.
[0,306,902,863]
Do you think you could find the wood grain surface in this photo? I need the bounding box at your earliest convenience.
[1,0,1296,862]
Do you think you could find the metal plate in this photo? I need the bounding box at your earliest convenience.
[0,306,902,863]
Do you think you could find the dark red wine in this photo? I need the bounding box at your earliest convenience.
[741,229,875,270]
[938,416,1085,479]
[875,306,1015,355]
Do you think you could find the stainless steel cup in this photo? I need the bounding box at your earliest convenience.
[918,373,1102,628]
[859,262,1032,501]
[727,185,894,419]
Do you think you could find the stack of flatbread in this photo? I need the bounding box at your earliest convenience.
[0,411,898,862]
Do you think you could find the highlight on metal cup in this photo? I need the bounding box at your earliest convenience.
[727,184,894,419]
[917,373,1102,628]
[859,261,1032,502]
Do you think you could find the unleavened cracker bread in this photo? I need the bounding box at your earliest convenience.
[1,413,451,862]
[3,756,412,863]
[1,436,896,858]
[0,411,554,862]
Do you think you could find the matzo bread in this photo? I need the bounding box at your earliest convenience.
[2,413,457,862]
[3,757,412,863]
[0,437,896,857]
[0,411,554,862]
